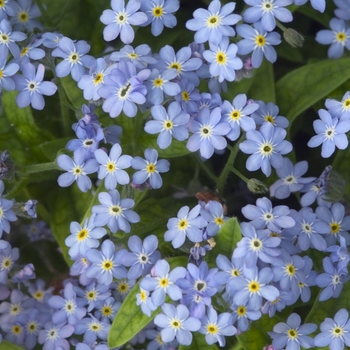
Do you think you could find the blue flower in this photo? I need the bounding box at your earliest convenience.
[0,54,18,93]
[13,62,57,110]
[233,222,281,268]
[327,236,350,273]
[200,200,227,238]
[187,106,230,159]
[268,313,316,350]
[214,254,244,290]
[230,303,262,332]
[0,180,17,238]
[164,204,207,248]
[145,68,180,105]
[269,158,316,199]
[294,0,325,12]
[94,144,132,190]
[75,281,111,312]
[100,0,147,43]
[11,263,35,287]
[98,61,150,118]
[228,265,280,310]
[38,321,74,350]
[86,239,127,285]
[199,306,236,346]
[237,22,281,68]
[308,109,350,158]
[92,190,140,234]
[122,235,161,279]
[145,102,189,149]
[272,251,306,297]
[74,315,110,344]
[239,121,293,177]
[284,207,328,252]
[316,202,350,246]
[140,0,180,36]
[94,296,120,323]
[140,259,186,306]
[157,45,202,85]
[221,94,258,141]
[10,0,43,31]
[314,309,350,349]
[241,197,295,231]
[175,78,201,114]
[109,44,157,69]
[316,18,350,58]
[57,152,99,193]
[334,0,350,20]
[77,57,116,101]
[177,261,219,319]
[48,282,86,325]
[325,91,350,119]
[154,303,201,345]
[186,0,241,45]
[136,288,157,317]
[131,148,170,189]
[0,19,26,58]
[251,100,289,128]
[243,0,293,32]
[315,256,349,301]
[203,38,243,82]
[51,36,95,82]
[65,215,107,259]
[12,38,45,67]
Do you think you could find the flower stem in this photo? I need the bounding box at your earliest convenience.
[25,162,59,174]
[194,153,218,183]
[217,135,245,194]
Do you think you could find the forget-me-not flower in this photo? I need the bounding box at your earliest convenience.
[14,63,57,110]
[314,308,350,349]
[145,102,189,149]
[187,106,230,159]
[316,18,350,59]
[94,144,132,190]
[140,0,180,36]
[239,121,293,177]
[100,0,147,43]
[237,22,281,68]
[154,303,201,345]
[131,148,170,189]
[186,0,241,45]
[52,37,95,82]
[92,190,140,234]
[243,0,293,32]
[268,313,316,350]
[308,109,350,158]
[86,239,127,285]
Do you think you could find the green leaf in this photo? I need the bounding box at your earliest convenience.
[0,341,24,350]
[247,60,276,103]
[108,256,188,348]
[207,217,242,267]
[276,58,350,126]
[179,332,219,350]
[60,76,85,110]
[1,91,54,162]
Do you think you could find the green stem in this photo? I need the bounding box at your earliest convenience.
[229,166,250,184]
[194,153,218,183]
[217,135,245,194]
[25,162,58,174]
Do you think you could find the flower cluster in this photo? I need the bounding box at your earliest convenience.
[2,0,350,350]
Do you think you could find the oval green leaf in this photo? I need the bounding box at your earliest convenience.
[0,340,24,349]
[207,217,242,267]
[276,57,350,126]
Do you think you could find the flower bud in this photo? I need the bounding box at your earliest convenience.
[283,28,305,48]
[247,178,268,194]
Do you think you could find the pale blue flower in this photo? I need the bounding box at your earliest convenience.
[100,0,147,43]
